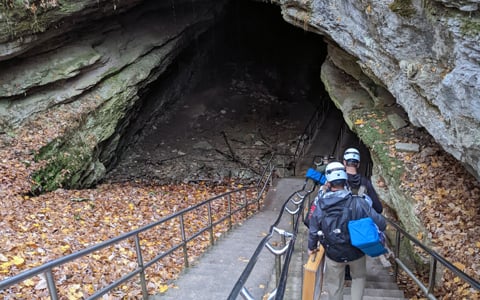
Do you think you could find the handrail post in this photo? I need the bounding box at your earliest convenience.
[45,269,58,300]
[244,189,249,219]
[274,234,287,285]
[228,194,232,230]
[291,213,295,231]
[179,215,189,268]
[394,229,401,280]
[428,256,438,295]
[256,186,261,212]
[134,234,149,299]
[275,254,282,286]
[270,163,274,185]
[208,202,214,246]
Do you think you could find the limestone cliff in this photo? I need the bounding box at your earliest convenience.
[1,0,478,187]
[271,0,480,181]
[0,0,227,189]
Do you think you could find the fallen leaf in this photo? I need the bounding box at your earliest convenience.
[354,119,365,125]
[453,262,466,271]
[12,256,25,266]
[35,276,47,290]
[159,284,168,293]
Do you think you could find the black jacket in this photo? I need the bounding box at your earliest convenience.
[347,173,383,214]
[308,190,386,262]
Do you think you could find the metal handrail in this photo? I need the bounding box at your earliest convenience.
[272,193,306,299]
[292,109,320,164]
[292,97,330,176]
[387,219,480,299]
[228,177,317,299]
[0,163,275,299]
[301,214,480,300]
[301,153,479,298]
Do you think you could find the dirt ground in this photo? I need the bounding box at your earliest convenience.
[104,65,321,185]
[102,0,335,185]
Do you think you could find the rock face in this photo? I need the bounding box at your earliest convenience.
[0,0,228,189]
[0,0,479,188]
[272,0,480,181]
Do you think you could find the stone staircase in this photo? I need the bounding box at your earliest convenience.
[154,177,407,300]
[358,256,406,299]
[286,106,407,299]
[338,255,407,300]
[283,222,406,300]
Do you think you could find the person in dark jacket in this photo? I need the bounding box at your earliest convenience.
[343,148,384,281]
[343,148,383,214]
[308,162,386,300]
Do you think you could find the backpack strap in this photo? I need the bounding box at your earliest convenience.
[318,193,351,222]
[357,185,366,197]
[349,195,362,220]
[349,195,356,220]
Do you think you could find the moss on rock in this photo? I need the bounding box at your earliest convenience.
[389,0,416,18]
[349,109,405,184]
[0,0,59,40]
[460,17,480,37]
[32,139,91,192]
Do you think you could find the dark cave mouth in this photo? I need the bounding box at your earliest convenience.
[103,0,371,184]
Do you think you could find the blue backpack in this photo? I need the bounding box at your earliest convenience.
[348,217,387,257]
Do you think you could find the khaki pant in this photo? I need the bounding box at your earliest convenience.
[324,255,366,300]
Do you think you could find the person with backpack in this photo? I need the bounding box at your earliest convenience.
[343,148,384,281]
[343,148,383,214]
[307,162,386,300]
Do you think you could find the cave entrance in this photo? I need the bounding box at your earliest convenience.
[104,0,370,184]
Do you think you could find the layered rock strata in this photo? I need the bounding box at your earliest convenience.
[272,0,480,181]
[0,0,227,189]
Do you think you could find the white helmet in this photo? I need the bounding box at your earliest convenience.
[325,162,348,183]
[343,148,360,163]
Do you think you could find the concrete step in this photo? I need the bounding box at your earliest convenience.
[364,281,401,289]
[320,288,406,300]
[283,209,405,300]
[152,176,408,300]
[153,178,306,300]
[365,255,396,281]
[344,287,405,298]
